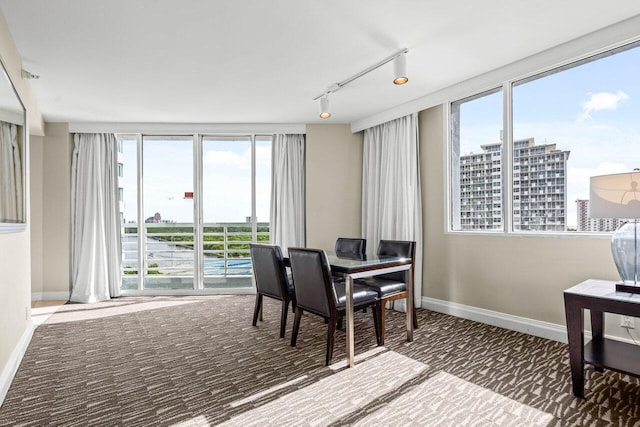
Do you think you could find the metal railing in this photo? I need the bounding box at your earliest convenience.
[121,222,270,278]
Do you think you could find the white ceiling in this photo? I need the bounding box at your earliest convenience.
[1,1,640,126]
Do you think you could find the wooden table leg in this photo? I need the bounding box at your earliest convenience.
[590,309,604,372]
[564,295,585,398]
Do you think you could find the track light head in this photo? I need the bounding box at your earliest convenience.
[393,53,408,85]
[319,94,331,119]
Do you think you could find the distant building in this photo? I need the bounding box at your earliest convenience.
[576,199,623,232]
[145,212,162,223]
[459,137,570,231]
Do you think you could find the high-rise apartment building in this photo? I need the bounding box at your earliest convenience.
[459,137,570,231]
[576,199,623,232]
[459,141,503,230]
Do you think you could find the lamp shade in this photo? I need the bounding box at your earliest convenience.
[589,171,640,219]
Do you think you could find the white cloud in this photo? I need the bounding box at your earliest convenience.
[255,144,271,162]
[203,148,251,169]
[578,90,629,122]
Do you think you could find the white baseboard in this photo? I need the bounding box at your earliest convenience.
[31,291,70,302]
[421,296,568,343]
[0,321,35,407]
[120,288,256,296]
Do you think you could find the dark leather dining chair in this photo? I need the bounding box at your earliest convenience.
[333,237,367,328]
[357,240,417,345]
[334,237,366,259]
[288,247,381,366]
[250,244,296,338]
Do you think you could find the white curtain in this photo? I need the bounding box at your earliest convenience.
[0,121,22,221]
[70,133,121,303]
[362,113,423,309]
[270,133,305,254]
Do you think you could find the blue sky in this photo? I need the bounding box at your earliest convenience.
[120,137,271,224]
[459,43,640,228]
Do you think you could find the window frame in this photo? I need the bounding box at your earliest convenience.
[116,132,275,294]
[445,40,640,238]
[449,87,506,233]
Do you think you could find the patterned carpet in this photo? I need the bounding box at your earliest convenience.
[1,295,639,426]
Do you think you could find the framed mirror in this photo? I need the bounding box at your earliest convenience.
[0,57,27,233]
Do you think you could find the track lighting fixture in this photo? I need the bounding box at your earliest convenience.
[319,94,331,119]
[393,53,408,85]
[313,48,408,118]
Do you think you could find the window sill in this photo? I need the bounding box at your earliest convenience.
[444,229,612,239]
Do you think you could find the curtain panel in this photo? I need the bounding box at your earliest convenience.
[70,133,121,303]
[362,113,423,308]
[270,133,306,254]
[0,121,21,220]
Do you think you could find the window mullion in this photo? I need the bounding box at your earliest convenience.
[136,134,145,290]
[251,134,257,243]
[194,134,203,290]
[503,82,514,234]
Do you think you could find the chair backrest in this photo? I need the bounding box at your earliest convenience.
[334,238,366,258]
[250,244,290,299]
[377,240,416,282]
[288,248,334,317]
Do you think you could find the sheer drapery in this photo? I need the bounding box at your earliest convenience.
[70,133,121,303]
[270,134,305,254]
[362,113,423,309]
[0,121,22,220]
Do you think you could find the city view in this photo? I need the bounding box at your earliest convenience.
[453,42,640,232]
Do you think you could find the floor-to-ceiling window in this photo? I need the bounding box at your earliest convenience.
[143,136,196,289]
[118,133,272,293]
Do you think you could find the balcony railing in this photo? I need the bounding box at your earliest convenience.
[121,222,270,280]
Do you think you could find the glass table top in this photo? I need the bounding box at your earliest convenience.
[326,251,410,271]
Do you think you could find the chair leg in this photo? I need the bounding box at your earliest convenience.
[280,299,290,338]
[326,316,337,366]
[252,293,263,326]
[372,302,381,346]
[379,298,387,346]
[291,308,303,347]
[412,305,418,329]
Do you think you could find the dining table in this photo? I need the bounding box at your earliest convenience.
[326,251,414,367]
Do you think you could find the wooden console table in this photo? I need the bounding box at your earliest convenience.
[564,279,640,398]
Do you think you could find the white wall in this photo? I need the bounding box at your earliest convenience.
[40,123,72,296]
[30,135,43,296]
[305,124,363,251]
[0,14,43,137]
[0,9,41,398]
[29,122,72,299]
